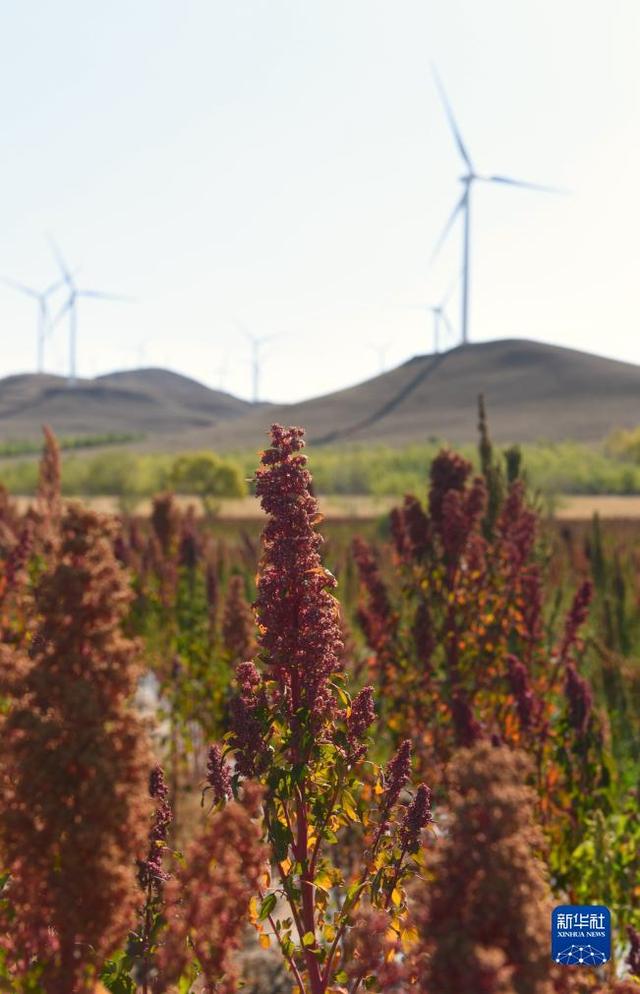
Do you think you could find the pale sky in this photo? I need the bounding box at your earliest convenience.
[1,1,639,403]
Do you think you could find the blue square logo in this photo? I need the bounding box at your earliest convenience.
[551,905,611,965]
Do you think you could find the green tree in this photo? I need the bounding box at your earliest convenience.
[170,451,246,516]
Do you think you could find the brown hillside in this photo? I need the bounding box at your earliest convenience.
[0,368,259,438]
[155,339,640,451]
[2,340,639,451]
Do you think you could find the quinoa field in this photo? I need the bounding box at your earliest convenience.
[1,421,639,994]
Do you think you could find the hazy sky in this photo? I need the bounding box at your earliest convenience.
[1,1,639,403]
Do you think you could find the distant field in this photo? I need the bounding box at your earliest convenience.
[11,493,394,520]
[13,493,640,521]
[553,495,640,519]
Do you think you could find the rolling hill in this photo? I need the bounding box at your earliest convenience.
[154,339,640,451]
[2,340,640,452]
[0,368,260,439]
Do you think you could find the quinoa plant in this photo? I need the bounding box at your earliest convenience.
[207,426,432,994]
[0,494,152,993]
[157,782,267,994]
[133,765,174,994]
[417,741,563,994]
[351,422,626,927]
[222,573,256,663]
[129,494,233,824]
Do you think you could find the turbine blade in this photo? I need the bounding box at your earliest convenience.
[441,310,455,337]
[52,298,73,326]
[483,174,566,194]
[0,276,39,299]
[47,235,73,283]
[429,192,466,265]
[441,270,461,308]
[77,290,132,302]
[431,65,473,171]
[43,313,57,339]
[43,276,68,297]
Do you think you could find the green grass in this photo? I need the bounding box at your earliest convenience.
[0,431,144,458]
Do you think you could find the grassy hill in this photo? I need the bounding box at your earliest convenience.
[2,340,640,453]
[179,339,640,450]
[0,367,261,439]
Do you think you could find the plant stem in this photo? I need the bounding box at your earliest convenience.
[296,786,324,994]
[141,877,153,994]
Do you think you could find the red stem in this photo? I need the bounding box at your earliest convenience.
[257,881,307,994]
[295,787,324,994]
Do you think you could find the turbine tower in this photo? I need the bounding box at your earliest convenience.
[429,301,454,356]
[431,67,562,345]
[0,274,66,373]
[50,239,130,385]
[368,341,390,374]
[428,274,458,355]
[240,324,280,403]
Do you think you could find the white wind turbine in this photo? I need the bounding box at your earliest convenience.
[0,274,66,373]
[431,67,563,345]
[238,323,282,403]
[368,340,391,374]
[50,239,131,385]
[429,301,453,357]
[428,273,459,355]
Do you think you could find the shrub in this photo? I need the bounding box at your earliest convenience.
[605,426,640,463]
[170,451,247,500]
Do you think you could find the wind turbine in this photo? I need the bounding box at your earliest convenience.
[429,302,454,357]
[0,274,66,373]
[428,274,458,355]
[368,341,391,374]
[430,67,563,345]
[49,239,130,385]
[239,323,281,403]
